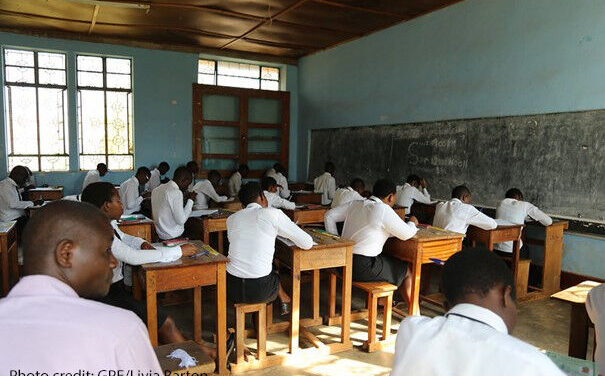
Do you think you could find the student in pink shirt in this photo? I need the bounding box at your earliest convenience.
[0,200,162,373]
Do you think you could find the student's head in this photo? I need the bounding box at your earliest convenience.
[452,185,472,203]
[9,165,30,187]
[22,200,117,299]
[324,161,335,175]
[158,161,170,175]
[505,188,524,201]
[373,178,397,207]
[406,174,422,188]
[441,247,517,333]
[186,161,199,175]
[262,176,278,193]
[350,178,365,194]
[97,163,108,177]
[81,182,123,221]
[273,163,286,175]
[207,170,222,187]
[238,164,250,177]
[239,182,267,208]
[135,166,151,185]
[173,166,193,190]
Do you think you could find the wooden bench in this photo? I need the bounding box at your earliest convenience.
[326,271,397,352]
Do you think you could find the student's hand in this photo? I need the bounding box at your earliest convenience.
[408,216,419,225]
[187,191,197,200]
[140,242,156,250]
[32,199,44,206]
[180,243,197,257]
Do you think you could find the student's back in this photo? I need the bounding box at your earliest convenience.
[433,187,496,234]
[495,195,551,253]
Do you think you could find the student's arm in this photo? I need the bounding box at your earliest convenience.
[468,207,498,230]
[114,224,146,249]
[168,189,193,225]
[527,204,553,226]
[273,194,296,210]
[327,177,336,200]
[275,210,314,249]
[123,182,143,212]
[383,206,418,241]
[202,181,228,203]
[324,202,351,235]
[111,235,182,265]
[412,187,432,204]
[115,320,164,373]
[228,175,237,197]
[8,191,33,210]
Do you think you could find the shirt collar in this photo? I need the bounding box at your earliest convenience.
[451,198,463,204]
[323,172,332,177]
[369,196,383,204]
[168,180,179,190]
[8,275,79,299]
[404,182,411,188]
[246,202,262,209]
[446,303,509,334]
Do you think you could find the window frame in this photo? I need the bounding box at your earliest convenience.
[197,58,281,91]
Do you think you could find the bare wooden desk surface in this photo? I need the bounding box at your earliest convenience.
[551,280,600,305]
[0,221,18,297]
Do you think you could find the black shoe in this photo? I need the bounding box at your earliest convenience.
[280,302,291,316]
[226,332,235,360]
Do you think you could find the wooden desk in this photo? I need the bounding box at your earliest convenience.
[186,210,233,253]
[289,182,314,192]
[409,202,437,225]
[384,227,464,316]
[284,205,329,225]
[25,187,64,201]
[551,281,599,359]
[291,191,322,205]
[274,229,354,354]
[118,217,154,242]
[0,221,18,297]
[142,241,228,375]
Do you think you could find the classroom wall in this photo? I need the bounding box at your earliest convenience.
[297,0,605,278]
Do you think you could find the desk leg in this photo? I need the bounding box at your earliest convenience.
[569,303,590,359]
[146,272,158,347]
[194,286,202,343]
[1,240,8,296]
[203,226,210,246]
[312,269,320,322]
[218,231,224,253]
[408,257,422,316]
[290,257,301,354]
[341,249,352,345]
[512,239,522,298]
[215,263,227,375]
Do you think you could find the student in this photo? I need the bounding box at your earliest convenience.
[433,185,497,234]
[227,182,313,315]
[586,283,605,376]
[186,161,199,191]
[152,166,197,240]
[262,176,295,210]
[390,247,565,376]
[267,163,290,199]
[314,161,336,205]
[82,163,108,191]
[147,161,170,192]
[119,167,151,215]
[395,174,432,214]
[325,179,419,306]
[228,164,249,197]
[494,188,552,258]
[0,166,43,226]
[24,166,36,189]
[192,170,229,209]
[0,200,162,372]
[331,178,365,208]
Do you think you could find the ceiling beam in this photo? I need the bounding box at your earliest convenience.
[310,0,405,19]
[88,5,99,34]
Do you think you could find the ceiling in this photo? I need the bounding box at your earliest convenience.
[0,0,463,64]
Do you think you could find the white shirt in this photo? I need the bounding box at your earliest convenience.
[146,168,162,192]
[110,220,182,283]
[228,171,242,197]
[0,177,33,221]
[331,186,364,208]
[264,190,296,210]
[0,275,162,373]
[391,303,564,376]
[192,179,228,209]
[586,283,605,376]
[395,183,432,214]
[433,198,497,234]
[151,181,193,240]
[325,197,418,257]
[82,169,101,191]
[119,176,144,215]
[268,171,290,199]
[227,203,313,278]
[494,198,552,253]
[314,172,336,205]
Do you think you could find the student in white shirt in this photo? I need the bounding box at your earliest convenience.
[0,166,43,224]
[152,166,197,240]
[186,161,199,191]
[192,170,229,209]
[586,283,605,376]
[433,185,497,234]
[331,178,365,208]
[267,163,291,199]
[391,247,565,376]
[314,161,337,205]
[262,176,296,210]
[119,167,151,215]
[494,188,552,258]
[228,164,249,197]
[146,161,170,192]
[82,162,108,191]
[0,200,162,373]
[395,174,433,214]
[227,182,313,315]
[325,179,419,306]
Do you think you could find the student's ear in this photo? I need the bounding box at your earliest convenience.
[386,193,396,207]
[101,201,112,214]
[503,285,516,309]
[55,239,75,268]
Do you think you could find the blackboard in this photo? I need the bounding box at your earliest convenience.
[308,109,605,230]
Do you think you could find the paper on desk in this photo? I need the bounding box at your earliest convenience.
[120,213,146,220]
[292,190,313,194]
[32,187,58,191]
[542,350,594,376]
[189,209,218,218]
[277,236,318,246]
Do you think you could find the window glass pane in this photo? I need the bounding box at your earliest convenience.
[77,71,103,87]
[107,73,131,89]
[106,91,131,154]
[198,73,215,85]
[248,159,278,171]
[202,126,239,154]
[202,94,239,122]
[38,88,67,154]
[78,90,106,154]
[5,66,35,83]
[77,55,103,72]
[9,156,39,172]
[108,155,133,170]
[261,67,279,80]
[41,156,69,171]
[261,80,279,91]
[217,75,259,89]
[248,98,282,124]
[201,158,236,171]
[79,155,105,171]
[106,58,130,74]
[5,49,34,67]
[217,61,260,78]
[38,69,66,85]
[7,86,38,154]
[199,59,215,74]
[38,52,65,69]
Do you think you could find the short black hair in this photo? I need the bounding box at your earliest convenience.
[159,161,170,170]
[208,170,221,182]
[324,161,335,173]
[239,182,262,206]
[442,247,515,306]
[81,182,116,209]
[350,178,364,192]
[238,164,249,173]
[186,161,199,172]
[452,185,471,199]
[173,166,191,181]
[136,166,151,177]
[273,163,286,174]
[97,163,107,170]
[505,188,524,200]
[262,176,277,191]
[372,178,396,199]
[406,174,421,185]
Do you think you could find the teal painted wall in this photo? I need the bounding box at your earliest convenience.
[297,0,605,278]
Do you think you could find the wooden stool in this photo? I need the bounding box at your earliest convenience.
[326,271,397,352]
[154,340,215,375]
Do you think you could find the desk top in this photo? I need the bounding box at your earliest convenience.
[526,219,570,229]
[288,204,329,212]
[551,280,601,304]
[118,214,153,226]
[414,226,465,241]
[142,241,228,270]
[277,228,354,251]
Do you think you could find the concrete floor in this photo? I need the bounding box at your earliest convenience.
[163,278,594,376]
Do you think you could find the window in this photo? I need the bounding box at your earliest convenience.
[3,48,69,172]
[198,59,280,91]
[77,55,133,170]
